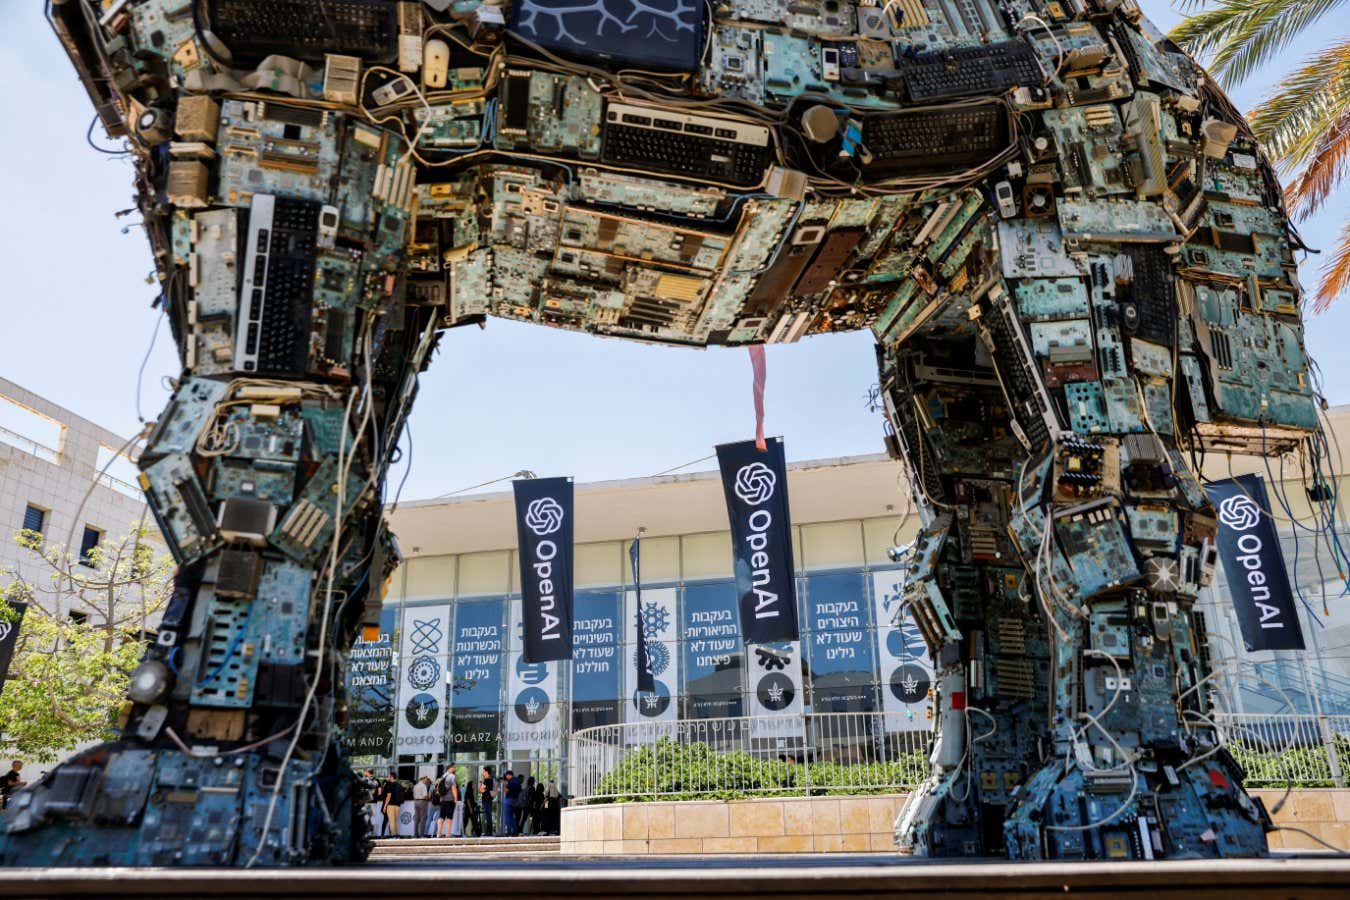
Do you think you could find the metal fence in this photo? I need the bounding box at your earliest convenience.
[568,712,1350,802]
[569,712,932,804]
[1214,713,1350,787]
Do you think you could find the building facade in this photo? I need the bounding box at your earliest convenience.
[0,377,147,601]
[354,454,931,783]
[353,409,1350,786]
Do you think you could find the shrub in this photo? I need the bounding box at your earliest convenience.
[590,737,928,803]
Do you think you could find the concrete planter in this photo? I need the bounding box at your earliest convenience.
[561,794,907,854]
[561,790,1350,855]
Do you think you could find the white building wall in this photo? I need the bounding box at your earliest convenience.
[0,377,148,606]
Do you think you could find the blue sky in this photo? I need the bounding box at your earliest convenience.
[0,1,1345,502]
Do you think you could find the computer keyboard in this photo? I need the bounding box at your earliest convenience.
[601,103,772,188]
[860,103,1010,176]
[236,195,320,376]
[897,41,1044,102]
[207,0,397,63]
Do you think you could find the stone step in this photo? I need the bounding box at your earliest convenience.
[370,848,561,859]
[369,836,561,859]
[373,836,559,849]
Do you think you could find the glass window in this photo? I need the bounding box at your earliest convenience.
[79,526,102,567]
[21,504,45,535]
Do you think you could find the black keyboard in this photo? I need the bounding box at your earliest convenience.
[860,103,1009,176]
[240,197,319,376]
[207,0,397,64]
[898,41,1043,103]
[601,105,772,188]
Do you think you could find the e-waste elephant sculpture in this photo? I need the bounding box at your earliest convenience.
[6,0,1318,864]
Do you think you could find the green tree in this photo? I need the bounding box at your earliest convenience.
[1170,0,1350,309]
[0,525,173,762]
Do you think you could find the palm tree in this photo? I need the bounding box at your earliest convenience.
[1170,0,1350,310]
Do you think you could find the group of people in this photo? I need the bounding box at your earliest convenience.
[362,765,562,838]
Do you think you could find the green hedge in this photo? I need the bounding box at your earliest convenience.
[1229,735,1350,789]
[591,738,927,803]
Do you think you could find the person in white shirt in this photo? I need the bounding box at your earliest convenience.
[412,775,432,838]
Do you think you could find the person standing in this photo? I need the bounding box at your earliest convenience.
[1,762,24,811]
[542,781,561,835]
[376,772,400,838]
[437,764,459,837]
[412,775,432,838]
[478,767,495,837]
[461,778,479,837]
[501,770,521,836]
[518,776,536,836]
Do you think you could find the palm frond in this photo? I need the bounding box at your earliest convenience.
[1246,36,1350,165]
[1168,0,1349,87]
[1286,109,1350,218]
[1313,218,1350,311]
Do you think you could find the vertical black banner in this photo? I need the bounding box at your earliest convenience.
[630,537,655,693]
[513,477,574,662]
[1206,474,1306,651]
[716,437,800,644]
[0,602,26,694]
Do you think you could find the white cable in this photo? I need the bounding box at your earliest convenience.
[245,335,367,867]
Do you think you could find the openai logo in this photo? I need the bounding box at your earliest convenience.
[734,462,776,505]
[1218,494,1261,532]
[525,497,564,536]
[0,622,12,642]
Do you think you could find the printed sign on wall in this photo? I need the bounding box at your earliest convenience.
[449,598,505,755]
[806,573,877,712]
[506,598,561,753]
[746,640,805,739]
[624,586,679,723]
[870,570,934,731]
[395,604,451,754]
[571,590,623,730]
[346,607,396,758]
[682,582,744,719]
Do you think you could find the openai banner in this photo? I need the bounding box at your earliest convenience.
[716,437,800,644]
[1206,474,1306,652]
[394,604,451,754]
[513,477,574,662]
[871,570,934,731]
[0,601,28,694]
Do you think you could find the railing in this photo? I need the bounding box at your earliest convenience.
[569,712,932,804]
[96,470,143,500]
[568,712,1350,802]
[0,423,59,464]
[1214,713,1350,787]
